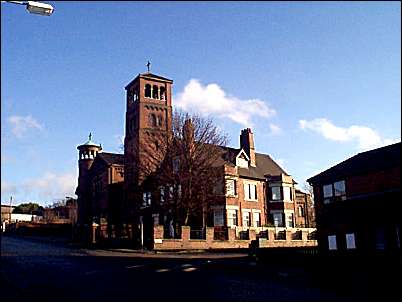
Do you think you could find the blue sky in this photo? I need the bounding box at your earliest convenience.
[2,2,400,206]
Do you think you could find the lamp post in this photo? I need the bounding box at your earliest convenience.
[2,1,54,16]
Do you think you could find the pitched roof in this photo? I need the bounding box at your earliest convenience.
[213,145,288,180]
[96,152,125,166]
[307,142,401,184]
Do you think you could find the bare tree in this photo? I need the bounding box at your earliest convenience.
[139,110,228,229]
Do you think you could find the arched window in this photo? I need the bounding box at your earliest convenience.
[157,115,163,127]
[160,87,166,100]
[145,84,151,98]
[152,85,159,99]
[149,113,157,127]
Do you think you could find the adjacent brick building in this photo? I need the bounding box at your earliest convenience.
[75,71,315,246]
[307,142,401,256]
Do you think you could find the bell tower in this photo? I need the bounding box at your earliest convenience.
[124,70,173,207]
[76,133,102,225]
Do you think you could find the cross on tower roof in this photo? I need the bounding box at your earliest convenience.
[146,60,151,73]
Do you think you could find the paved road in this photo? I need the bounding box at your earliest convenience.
[0,236,354,302]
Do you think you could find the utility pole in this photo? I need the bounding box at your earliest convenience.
[9,196,13,222]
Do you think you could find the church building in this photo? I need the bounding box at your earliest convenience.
[75,70,315,246]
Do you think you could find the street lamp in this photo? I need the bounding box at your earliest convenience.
[3,1,54,16]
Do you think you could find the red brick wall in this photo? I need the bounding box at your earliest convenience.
[346,166,400,197]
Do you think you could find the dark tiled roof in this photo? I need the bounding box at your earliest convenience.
[307,142,401,184]
[97,152,124,166]
[213,145,288,180]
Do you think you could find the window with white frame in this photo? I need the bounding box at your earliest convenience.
[286,213,294,228]
[328,235,337,250]
[283,186,292,201]
[213,209,224,226]
[271,186,281,200]
[142,192,151,207]
[244,183,257,200]
[227,209,238,226]
[242,211,251,227]
[346,233,356,249]
[253,212,261,227]
[226,179,237,196]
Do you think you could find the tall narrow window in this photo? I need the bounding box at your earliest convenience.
[242,212,251,227]
[283,187,292,201]
[160,87,166,100]
[346,233,356,249]
[142,192,151,207]
[286,214,294,228]
[145,84,151,98]
[214,209,224,226]
[152,85,159,99]
[226,179,236,196]
[273,213,283,227]
[244,183,257,200]
[328,235,337,250]
[227,210,238,226]
[298,206,305,217]
[160,187,165,204]
[323,184,333,204]
[334,180,346,200]
[253,212,261,227]
[271,187,281,200]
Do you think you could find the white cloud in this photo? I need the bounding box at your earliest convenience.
[269,123,282,136]
[8,115,43,138]
[299,118,399,150]
[174,79,276,127]
[20,171,77,201]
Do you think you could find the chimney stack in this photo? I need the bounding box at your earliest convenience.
[240,128,256,167]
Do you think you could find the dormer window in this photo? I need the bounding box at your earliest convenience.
[235,149,250,168]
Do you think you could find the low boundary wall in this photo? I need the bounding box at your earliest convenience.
[153,225,317,250]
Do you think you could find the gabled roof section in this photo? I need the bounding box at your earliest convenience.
[96,152,125,166]
[236,149,250,161]
[210,145,288,180]
[239,153,288,180]
[307,142,401,184]
[125,72,173,89]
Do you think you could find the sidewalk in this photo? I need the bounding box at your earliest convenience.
[88,248,248,259]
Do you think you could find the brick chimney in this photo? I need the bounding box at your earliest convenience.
[240,128,256,167]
